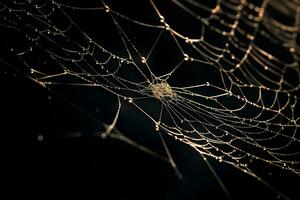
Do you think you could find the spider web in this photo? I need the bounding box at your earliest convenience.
[1,0,300,198]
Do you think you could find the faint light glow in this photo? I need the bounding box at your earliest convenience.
[37,134,44,142]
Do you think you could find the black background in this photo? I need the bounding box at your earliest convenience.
[1,1,300,200]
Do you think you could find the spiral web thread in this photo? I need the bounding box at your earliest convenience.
[1,0,300,197]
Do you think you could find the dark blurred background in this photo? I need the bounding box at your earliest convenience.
[1,0,300,200]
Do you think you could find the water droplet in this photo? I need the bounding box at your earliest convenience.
[267,54,273,60]
[264,65,268,70]
[165,23,170,30]
[159,16,165,23]
[105,5,110,12]
[183,54,189,61]
[290,47,295,53]
[101,132,107,139]
[155,124,159,131]
[141,57,146,63]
